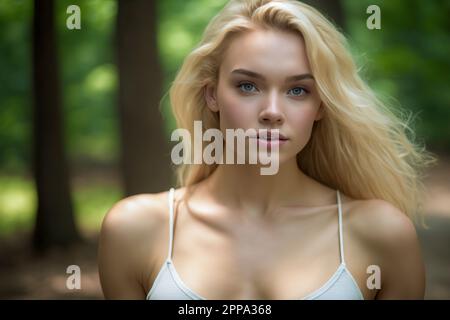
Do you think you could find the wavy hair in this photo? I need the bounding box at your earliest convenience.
[167,0,437,226]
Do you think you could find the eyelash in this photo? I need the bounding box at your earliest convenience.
[236,81,310,97]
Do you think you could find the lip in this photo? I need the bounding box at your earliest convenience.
[256,130,289,141]
[256,138,288,147]
[251,130,289,148]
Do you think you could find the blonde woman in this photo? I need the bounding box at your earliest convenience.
[98,0,435,300]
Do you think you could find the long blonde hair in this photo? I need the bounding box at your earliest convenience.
[168,0,437,226]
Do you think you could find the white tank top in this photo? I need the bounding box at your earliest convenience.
[147,188,364,300]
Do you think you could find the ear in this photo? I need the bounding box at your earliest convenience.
[204,83,219,112]
[315,102,325,121]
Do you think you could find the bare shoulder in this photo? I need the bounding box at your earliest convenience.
[345,197,425,299]
[346,198,419,246]
[100,191,169,241]
[98,190,171,299]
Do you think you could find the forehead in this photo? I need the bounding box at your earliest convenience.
[220,28,311,76]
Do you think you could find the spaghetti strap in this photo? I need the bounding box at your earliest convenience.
[337,190,346,265]
[147,187,365,300]
[167,187,175,261]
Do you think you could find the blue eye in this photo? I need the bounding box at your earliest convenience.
[236,82,309,97]
[288,87,309,96]
[237,82,258,93]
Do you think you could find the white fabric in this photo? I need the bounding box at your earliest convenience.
[146,188,364,300]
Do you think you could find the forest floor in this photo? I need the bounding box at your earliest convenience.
[0,155,449,300]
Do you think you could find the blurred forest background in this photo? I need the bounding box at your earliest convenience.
[0,0,449,299]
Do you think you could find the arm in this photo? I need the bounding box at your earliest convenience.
[371,201,426,299]
[98,195,164,299]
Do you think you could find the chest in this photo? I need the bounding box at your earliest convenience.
[172,245,344,299]
[151,214,352,299]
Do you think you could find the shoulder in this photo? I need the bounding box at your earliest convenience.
[349,199,416,241]
[346,198,419,247]
[346,198,425,299]
[99,190,175,262]
[100,191,169,242]
[98,190,172,298]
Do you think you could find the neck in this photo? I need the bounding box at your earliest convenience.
[204,158,325,219]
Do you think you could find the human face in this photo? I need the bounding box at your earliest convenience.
[205,28,323,165]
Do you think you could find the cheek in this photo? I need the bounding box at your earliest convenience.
[287,107,319,145]
[217,88,255,130]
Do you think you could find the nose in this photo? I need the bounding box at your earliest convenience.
[258,93,284,125]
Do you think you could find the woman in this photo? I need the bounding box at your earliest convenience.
[98,0,435,300]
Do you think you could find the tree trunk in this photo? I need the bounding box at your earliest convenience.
[32,0,81,251]
[301,0,346,32]
[116,0,173,196]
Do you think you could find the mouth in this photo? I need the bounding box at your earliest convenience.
[256,130,289,141]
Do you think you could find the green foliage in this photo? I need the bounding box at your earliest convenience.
[0,174,121,237]
[0,0,32,172]
[55,0,119,164]
[344,0,450,149]
[0,175,35,235]
[0,0,119,173]
[157,0,229,134]
[73,179,122,233]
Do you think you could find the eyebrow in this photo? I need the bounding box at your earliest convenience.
[230,68,314,82]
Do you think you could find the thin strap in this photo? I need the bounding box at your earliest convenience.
[337,190,346,265]
[167,187,175,261]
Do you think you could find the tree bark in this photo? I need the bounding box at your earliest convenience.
[32,0,80,251]
[116,0,173,196]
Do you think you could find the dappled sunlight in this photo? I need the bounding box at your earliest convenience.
[83,63,117,95]
[0,176,35,235]
[0,174,121,236]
